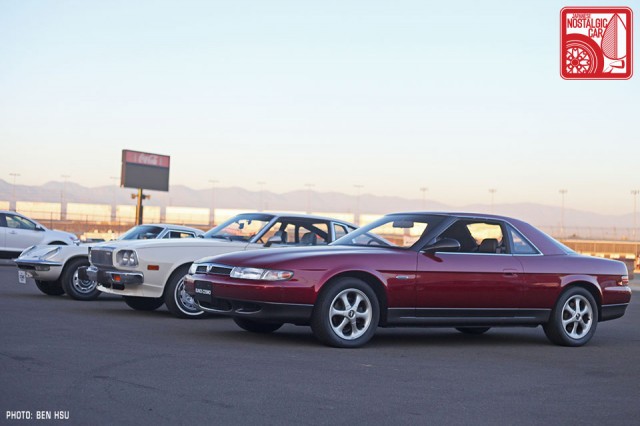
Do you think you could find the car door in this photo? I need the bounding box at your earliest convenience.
[0,214,7,250]
[415,219,524,314]
[4,213,43,252]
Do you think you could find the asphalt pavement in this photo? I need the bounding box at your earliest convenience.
[1,264,639,425]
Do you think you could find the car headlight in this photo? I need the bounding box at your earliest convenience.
[41,247,61,260]
[116,250,139,267]
[188,263,200,275]
[230,267,293,281]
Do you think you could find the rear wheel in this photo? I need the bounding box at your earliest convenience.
[233,317,283,333]
[35,279,65,296]
[311,277,379,348]
[123,296,164,311]
[164,265,205,319]
[456,327,491,335]
[543,287,598,347]
[60,258,100,301]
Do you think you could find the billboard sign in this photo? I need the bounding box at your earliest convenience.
[121,149,170,191]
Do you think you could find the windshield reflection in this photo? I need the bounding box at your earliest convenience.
[203,213,274,242]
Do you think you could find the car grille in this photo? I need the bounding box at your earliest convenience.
[196,264,232,276]
[90,249,113,267]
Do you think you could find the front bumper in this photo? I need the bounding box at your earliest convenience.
[14,259,63,281]
[186,277,313,324]
[81,266,143,291]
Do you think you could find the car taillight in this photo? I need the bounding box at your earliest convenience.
[619,275,629,286]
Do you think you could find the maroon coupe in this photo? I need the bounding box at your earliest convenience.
[184,212,632,348]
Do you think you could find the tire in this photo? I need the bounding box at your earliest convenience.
[233,317,283,333]
[60,258,100,301]
[35,279,65,296]
[164,265,206,319]
[456,327,491,335]
[123,296,164,311]
[543,287,598,347]
[565,34,604,74]
[311,277,379,348]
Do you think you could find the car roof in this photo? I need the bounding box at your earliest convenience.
[234,212,357,227]
[387,211,521,222]
[141,223,203,232]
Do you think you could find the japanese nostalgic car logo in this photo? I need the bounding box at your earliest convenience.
[561,7,633,79]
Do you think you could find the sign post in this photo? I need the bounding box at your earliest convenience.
[121,150,170,226]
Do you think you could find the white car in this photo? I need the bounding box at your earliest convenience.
[0,210,79,258]
[15,224,204,300]
[83,213,357,318]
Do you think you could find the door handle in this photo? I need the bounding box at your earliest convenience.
[502,269,519,277]
[8,230,17,234]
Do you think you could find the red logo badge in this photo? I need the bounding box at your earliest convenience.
[561,7,633,79]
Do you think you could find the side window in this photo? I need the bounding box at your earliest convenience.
[261,219,330,245]
[439,220,506,254]
[165,231,196,239]
[334,224,349,240]
[0,214,7,228]
[508,226,538,254]
[260,220,288,244]
[299,222,329,245]
[6,214,37,231]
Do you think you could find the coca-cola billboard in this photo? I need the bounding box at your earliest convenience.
[121,149,170,191]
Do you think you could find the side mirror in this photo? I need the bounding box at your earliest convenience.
[264,235,283,247]
[421,238,461,254]
[35,225,45,232]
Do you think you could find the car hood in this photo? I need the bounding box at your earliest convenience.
[93,238,250,251]
[195,245,407,268]
[16,244,89,260]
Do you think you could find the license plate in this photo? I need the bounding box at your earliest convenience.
[18,270,26,284]
[194,281,213,302]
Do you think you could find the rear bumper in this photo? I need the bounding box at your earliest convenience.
[600,303,629,321]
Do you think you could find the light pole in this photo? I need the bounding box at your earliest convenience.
[559,189,568,238]
[354,184,364,225]
[420,187,428,210]
[8,172,20,210]
[632,189,639,240]
[488,188,497,213]
[61,175,70,220]
[304,183,315,214]
[257,181,266,211]
[110,176,119,223]
[209,179,219,225]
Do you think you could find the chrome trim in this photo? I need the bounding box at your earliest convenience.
[395,275,411,280]
[14,259,63,267]
[105,270,143,281]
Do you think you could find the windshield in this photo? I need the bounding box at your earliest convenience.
[119,225,165,240]
[332,214,445,249]
[203,213,274,242]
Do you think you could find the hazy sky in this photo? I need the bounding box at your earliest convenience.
[0,0,637,214]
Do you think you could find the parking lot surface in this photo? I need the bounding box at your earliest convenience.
[1,264,639,425]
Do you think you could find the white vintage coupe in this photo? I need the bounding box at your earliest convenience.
[82,213,357,318]
[16,224,203,300]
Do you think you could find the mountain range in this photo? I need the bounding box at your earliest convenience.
[0,179,635,237]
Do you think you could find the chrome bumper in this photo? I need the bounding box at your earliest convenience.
[84,265,144,286]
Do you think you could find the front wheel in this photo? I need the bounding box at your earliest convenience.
[60,258,100,301]
[164,265,206,319]
[35,279,65,296]
[311,277,379,348]
[543,287,598,347]
[123,296,164,311]
[233,317,283,333]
